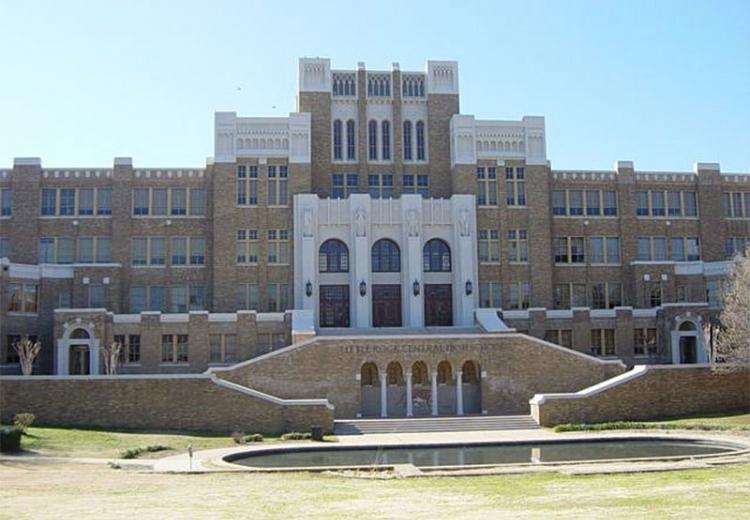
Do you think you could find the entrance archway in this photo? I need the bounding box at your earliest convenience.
[436,360,456,415]
[386,362,406,417]
[461,360,482,414]
[360,362,380,417]
[56,325,100,375]
[670,317,707,364]
[410,361,431,417]
[69,345,91,375]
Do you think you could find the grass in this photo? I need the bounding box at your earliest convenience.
[0,462,749,519]
[553,411,750,433]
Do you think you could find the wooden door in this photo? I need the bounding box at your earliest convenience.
[424,284,453,326]
[372,285,402,327]
[319,285,350,327]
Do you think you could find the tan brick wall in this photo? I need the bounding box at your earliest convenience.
[531,366,750,426]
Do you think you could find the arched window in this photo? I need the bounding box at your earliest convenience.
[70,328,90,339]
[346,120,356,160]
[403,121,413,161]
[412,361,428,385]
[386,362,404,385]
[368,120,378,160]
[361,362,378,386]
[371,239,400,272]
[332,120,343,160]
[381,120,391,160]
[319,239,349,273]
[679,321,697,331]
[437,361,452,384]
[416,121,426,160]
[462,360,480,383]
[423,239,451,272]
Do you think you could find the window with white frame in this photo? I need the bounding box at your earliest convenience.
[637,190,698,217]
[476,167,497,206]
[236,230,259,264]
[114,334,141,364]
[367,73,390,97]
[0,188,11,216]
[131,237,166,266]
[161,334,188,364]
[725,237,749,258]
[381,120,391,160]
[402,74,425,97]
[132,187,204,216]
[267,283,288,312]
[589,237,620,264]
[644,282,662,307]
[591,329,615,356]
[267,230,289,264]
[544,329,572,349]
[368,120,378,160]
[634,328,657,356]
[333,120,343,160]
[403,174,429,197]
[508,229,528,262]
[403,121,413,161]
[237,283,259,310]
[209,334,237,364]
[77,237,112,263]
[332,72,356,96]
[590,282,622,309]
[267,165,288,206]
[479,282,501,308]
[505,167,525,206]
[38,237,74,264]
[332,174,358,198]
[637,237,667,261]
[508,282,530,309]
[553,283,587,309]
[553,237,585,264]
[237,165,259,205]
[346,120,356,160]
[88,284,104,308]
[39,187,113,217]
[722,192,750,218]
[368,174,393,198]
[478,230,500,263]
[416,121,426,160]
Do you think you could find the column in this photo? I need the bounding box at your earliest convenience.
[456,370,464,416]
[56,340,68,375]
[89,340,100,376]
[380,372,388,417]
[431,371,438,416]
[405,369,413,417]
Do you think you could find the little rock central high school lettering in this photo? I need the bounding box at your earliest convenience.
[339,343,484,355]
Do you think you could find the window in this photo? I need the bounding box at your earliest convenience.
[333,120,343,160]
[332,73,356,96]
[591,329,615,356]
[131,237,165,266]
[706,279,722,308]
[479,282,501,308]
[130,287,147,313]
[189,237,205,265]
[586,190,601,216]
[402,75,425,97]
[403,121,413,161]
[149,188,167,216]
[668,191,681,216]
[634,328,657,356]
[544,330,572,349]
[638,237,666,261]
[683,191,697,216]
[190,189,205,216]
[161,334,188,364]
[554,283,587,309]
[267,283,288,312]
[41,189,57,216]
[237,283,259,310]
[381,120,391,160]
[74,237,111,263]
[589,237,620,264]
[88,284,104,308]
[171,188,187,215]
[237,165,259,205]
[368,174,393,198]
[423,239,451,272]
[209,334,237,364]
[686,237,700,261]
[267,230,289,264]
[332,173,358,198]
[508,282,530,310]
[78,238,94,263]
[346,120,356,160]
[78,188,94,215]
[402,175,428,198]
[97,188,112,215]
[319,239,349,272]
[505,167,525,206]
[725,237,749,258]
[367,74,390,97]
[637,190,697,217]
[114,334,141,363]
[133,188,149,215]
[368,120,378,160]
[552,191,565,215]
[7,283,38,313]
[236,230,258,264]
[267,165,288,206]
[150,237,165,265]
[0,237,8,259]
[416,121,425,160]
[567,190,583,215]
[371,239,400,272]
[171,237,187,265]
[189,286,205,310]
[723,191,750,218]
[650,191,665,216]
[60,188,75,216]
[637,191,649,216]
[478,230,500,263]
[645,282,662,307]
[149,286,166,311]
[603,191,618,216]
[258,333,287,354]
[554,237,585,264]
[507,229,528,262]
[590,282,622,309]
[476,167,497,206]
[670,237,700,262]
[0,188,11,216]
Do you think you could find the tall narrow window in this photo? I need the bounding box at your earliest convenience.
[60,188,75,216]
[41,189,57,216]
[476,167,497,206]
[346,120,356,160]
[333,120,343,160]
[189,189,205,216]
[403,121,413,160]
[478,230,500,263]
[505,168,526,206]
[368,120,378,160]
[0,188,11,216]
[381,120,391,160]
[78,189,94,216]
[152,188,168,216]
[171,188,186,215]
[97,188,112,215]
[416,121,425,160]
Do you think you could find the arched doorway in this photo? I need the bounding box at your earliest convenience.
[436,360,456,415]
[69,329,91,375]
[360,362,380,417]
[57,325,100,376]
[386,362,406,417]
[319,239,350,328]
[411,361,431,417]
[461,360,482,414]
[371,239,402,327]
[423,239,453,326]
[671,317,708,364]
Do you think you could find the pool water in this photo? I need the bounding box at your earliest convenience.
[229,439,736,468]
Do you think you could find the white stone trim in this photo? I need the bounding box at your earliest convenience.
[530,365,647,406]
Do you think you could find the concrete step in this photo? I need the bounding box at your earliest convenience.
[334,414,539,435]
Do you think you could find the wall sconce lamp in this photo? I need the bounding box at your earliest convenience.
[465,280,473,296]
[359,280,367,297]
[412,280,420,296]
[305,280,313,297]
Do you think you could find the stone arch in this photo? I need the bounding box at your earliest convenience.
[436,360,452,384]
[411,361,429,385]
[386,361,407,417]
[436,360,456,415]
[319,239,349,273]
[460,360,482,414]
[360,362,380,417]
[360,362,379,386]
[371,238,401,272]
[70,328,90,340]
[423,238,451,272]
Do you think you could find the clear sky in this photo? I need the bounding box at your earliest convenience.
[1,0,748,171]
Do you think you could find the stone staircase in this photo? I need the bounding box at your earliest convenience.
[334,414,539,435]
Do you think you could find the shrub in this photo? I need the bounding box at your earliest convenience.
[0,426,22,453]
[119,445,170,459]
[281,432,312,441]
[242,433,264,443]
[231,431,246,444]
[13,413,35,433]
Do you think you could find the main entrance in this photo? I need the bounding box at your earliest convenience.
[424,284,453,326]
[372,285,402,327]
[69,345,91,375]
[319,285,350,327]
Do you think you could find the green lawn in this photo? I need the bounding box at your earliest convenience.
[554,411,750,433]
[654,411,750,428]
[1,462,749,519]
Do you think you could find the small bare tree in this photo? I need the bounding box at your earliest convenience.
[102,340,122,375]
[714,247,750,368]
[12,336,41,376]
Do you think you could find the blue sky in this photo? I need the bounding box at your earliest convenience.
[1,0,748,171]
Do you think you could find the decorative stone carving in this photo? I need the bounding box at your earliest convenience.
[354,208,367,237]
[407,209,419,237]
[459,208,470,237]
[303,208,313,237]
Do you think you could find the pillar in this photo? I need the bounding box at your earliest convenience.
[406,369,413,417]
[380,372,388,417]
[56,340,68,375]
[431,371,438,416]
[89,340,100,375]
[456,370,464,415]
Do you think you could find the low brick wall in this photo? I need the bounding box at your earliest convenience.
[0,375,334,434]
[531,365,750,426]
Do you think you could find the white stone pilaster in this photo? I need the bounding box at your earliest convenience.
[380,372,388,418]
[56,339,68,375]
[406,369,413,417]
[89,340,100,376]
[431,371,438,416]
[456,370,464,416]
